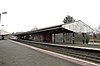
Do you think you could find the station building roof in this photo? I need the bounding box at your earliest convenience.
[62,20,94,33]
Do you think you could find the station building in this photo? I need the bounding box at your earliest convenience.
[13,20,93,44]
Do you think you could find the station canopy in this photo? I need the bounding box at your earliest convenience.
[0,29,10,35]
[62,20,94,33]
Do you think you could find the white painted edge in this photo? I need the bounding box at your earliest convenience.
[8,40,100,66]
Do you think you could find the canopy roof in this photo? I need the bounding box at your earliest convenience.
[13,20,94,36]
[0,29,10,35]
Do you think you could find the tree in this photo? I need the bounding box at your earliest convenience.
[31,27,38,31]
[63,15,75,23]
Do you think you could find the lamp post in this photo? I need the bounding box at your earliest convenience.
[0,12,7,39]
[0,12,7,23]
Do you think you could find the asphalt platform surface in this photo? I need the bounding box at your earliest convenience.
[0,40,80,66]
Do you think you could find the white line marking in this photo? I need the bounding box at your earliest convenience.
[9,40,100,66]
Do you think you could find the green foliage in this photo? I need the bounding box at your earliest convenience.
[63,15,75,23]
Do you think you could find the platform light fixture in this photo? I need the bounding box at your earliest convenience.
[2,12,7,14]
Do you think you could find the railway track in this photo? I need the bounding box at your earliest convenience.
[12,39,100,64]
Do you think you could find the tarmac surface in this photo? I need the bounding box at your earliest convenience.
[0,40,80,66]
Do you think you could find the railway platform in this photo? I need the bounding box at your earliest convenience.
[11,39,100,64]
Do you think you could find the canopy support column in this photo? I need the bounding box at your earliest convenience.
[72,33,75,44]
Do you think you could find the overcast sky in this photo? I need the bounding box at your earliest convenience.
[0,0,100,33]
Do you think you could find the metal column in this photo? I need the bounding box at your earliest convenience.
[82,33,85,44]
[54,33,55,43]
[72,33,75,44]
[63,32,65,43]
